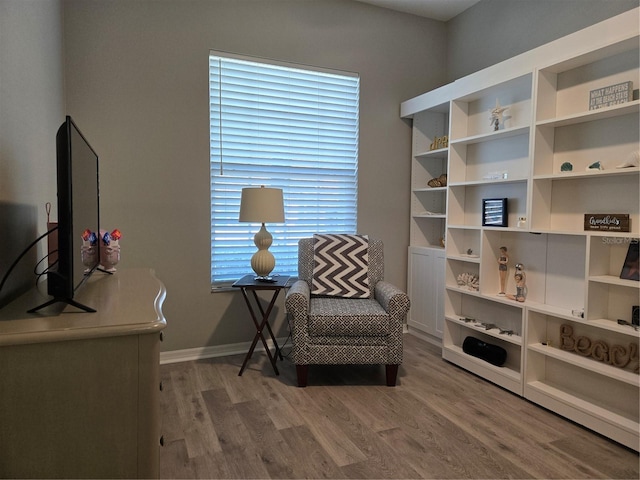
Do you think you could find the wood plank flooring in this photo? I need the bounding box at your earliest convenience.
[159,334,639,479]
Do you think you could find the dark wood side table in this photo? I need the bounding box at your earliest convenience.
[232,274,291,376]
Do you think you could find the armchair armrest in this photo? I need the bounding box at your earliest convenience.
[375,281,410,321]
[285,279,310,322]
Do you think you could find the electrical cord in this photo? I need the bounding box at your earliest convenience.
[0,226,58,299]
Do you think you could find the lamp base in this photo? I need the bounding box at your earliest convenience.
[250,224,276,278]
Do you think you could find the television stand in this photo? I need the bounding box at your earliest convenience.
[0,268,167,479]
[27,296,96,313]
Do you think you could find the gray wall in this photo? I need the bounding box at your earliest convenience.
[61,0,446,352]
[446,0,639,81]
[1,0,636,353]
[0,0,64,306]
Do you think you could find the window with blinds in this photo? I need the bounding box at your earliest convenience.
[209,52,360,285]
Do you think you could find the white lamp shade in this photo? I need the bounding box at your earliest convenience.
[239,186,285,223]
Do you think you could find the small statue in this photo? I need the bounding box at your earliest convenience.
[507,263,527,302]
[489,99,509,131]
[586,161,603,171]
[498,246,508,296]
[617,150,639,168]
[457,272,479,291]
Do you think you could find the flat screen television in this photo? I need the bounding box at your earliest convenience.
[29,116,100,313]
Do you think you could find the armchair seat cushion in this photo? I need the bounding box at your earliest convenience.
[309,297,390,336]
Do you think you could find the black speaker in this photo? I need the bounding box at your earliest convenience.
[632,305,639,326]
[462,336,507,366]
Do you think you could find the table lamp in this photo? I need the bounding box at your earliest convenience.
[239,185,285,280]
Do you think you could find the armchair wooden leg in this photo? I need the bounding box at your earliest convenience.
[386,364,399,386]
[296,365,308,387]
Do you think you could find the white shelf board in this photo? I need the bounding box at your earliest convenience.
[529,343,639,385]
[534,167,640,181]
[413,187,447,193]
[526,303,580,320]
[589,275,640,288]
[446,253,481,263]
[586,318,640,338]
[536,100,640,127]
[525,381,639,439]
[451,125,529,146]
[412,213,446,219]
[449,177,528,187]
[447,224,482,231]
[445,316,522,345]
[415,147,448,159]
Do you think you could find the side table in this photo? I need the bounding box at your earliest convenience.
[232,274,291,376]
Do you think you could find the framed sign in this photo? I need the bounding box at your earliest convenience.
[620,240,639,281]
[584,214,630,232]
[482,198,508,227]
[589,81,632,110]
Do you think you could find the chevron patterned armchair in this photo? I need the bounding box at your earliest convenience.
[285,235,410,387]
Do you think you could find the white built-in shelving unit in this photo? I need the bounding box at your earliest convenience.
[402,8,639,450]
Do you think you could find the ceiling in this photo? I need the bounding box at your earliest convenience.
[354,0,482,21]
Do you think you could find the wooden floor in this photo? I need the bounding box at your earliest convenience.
[159,334,639,479]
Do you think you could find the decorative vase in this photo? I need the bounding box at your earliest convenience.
[81,244,98,273]
[100,240,121,272]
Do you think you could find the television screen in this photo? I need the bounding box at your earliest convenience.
[68,120,100,286]
[29,116,100,313]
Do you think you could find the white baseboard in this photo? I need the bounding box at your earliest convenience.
[160,337,288,364]
[160,331,415,365]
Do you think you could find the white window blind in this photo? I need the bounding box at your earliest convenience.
[209,52,359,285]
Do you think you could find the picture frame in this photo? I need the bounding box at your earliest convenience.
[619,239,639,281]
[482,198,508,227]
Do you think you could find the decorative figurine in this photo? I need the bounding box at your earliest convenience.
[560,162,573,172]
[489,99,509,131]
[507,263,527,302]
[617,150,639,168]
[586,161,603,171]
[457,272,479,291]
[498,246,508,296]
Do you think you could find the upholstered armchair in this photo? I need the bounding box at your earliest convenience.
[285,234,410,387]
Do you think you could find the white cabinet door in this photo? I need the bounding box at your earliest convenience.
[408,246,445,341]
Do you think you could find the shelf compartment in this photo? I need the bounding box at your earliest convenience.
[533,112,639,176]
[527,311,639,379]
[411,109,450,154]
[445,290,524,339]
[411,187,446,219]
[443,297,523,394]
[447,183,528,229]
[587,280,640,326]
[411,156,448,191]
[525,379,638,451]
[446,227,481,259]
[449,132,530,184]
[450,73,533,141]
[410,215,446,249]
[528,343,638,386]
[588,235,639,277]
[536,45,639,122]
[530,175,640,234]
